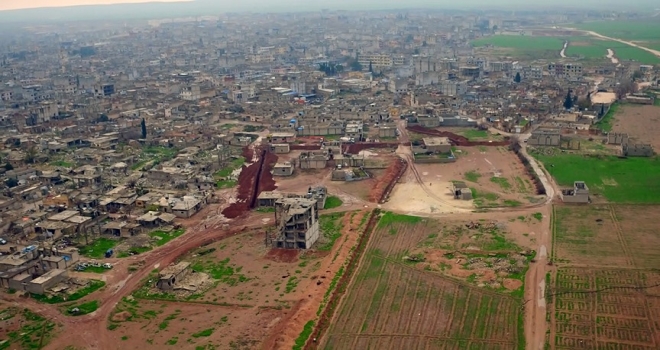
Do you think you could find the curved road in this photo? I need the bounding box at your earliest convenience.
[567,28,660,58]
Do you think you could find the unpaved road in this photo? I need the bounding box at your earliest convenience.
[560,41,567,58]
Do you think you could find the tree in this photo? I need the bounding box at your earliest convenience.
[514,72,521,83]
[563,91,574,110]
[349,60,363,72]
[600,104,606,117]
[369,61,373,73]
[25,146,38,164]
[4,163,13,171]
[98,114,109,122]
[140,118,147,139]
[5,178,18,188]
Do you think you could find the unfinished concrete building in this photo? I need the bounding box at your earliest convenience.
[156,262,191,290]
[528,130,561,147]
[623,144,654,157]
[607,133,629,145]
[272,198,320,249]
[561,181,590,204]
[451,181,473,200]
[299,152,327,169]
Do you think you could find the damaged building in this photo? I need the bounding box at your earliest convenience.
[272,197,320,249]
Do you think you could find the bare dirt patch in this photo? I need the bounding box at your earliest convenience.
[611,104,660,150]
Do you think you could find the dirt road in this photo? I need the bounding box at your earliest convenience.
[572,29,660,58]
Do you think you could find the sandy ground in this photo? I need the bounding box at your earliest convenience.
[591,92,617,104]
[384,145,538,216]
[606,48,620,64]
[611,104,660,150]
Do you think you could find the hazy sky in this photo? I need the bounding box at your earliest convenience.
[0,0,190,11]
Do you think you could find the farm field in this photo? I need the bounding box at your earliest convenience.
[564,37,627,59]
[574,21,660,41]
[472,35,564,50]
[531,150,660,203]
[322,213,527,349]
[472,35,564,59]
[610,104,660,151]
[548,204,660,349]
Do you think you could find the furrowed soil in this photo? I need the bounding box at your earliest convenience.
[547,204,660,349]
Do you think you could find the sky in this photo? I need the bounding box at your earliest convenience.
[1,0,657,11]
[0,0,189,11]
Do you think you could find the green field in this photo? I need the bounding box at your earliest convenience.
[565,36,660,64]
[612,46,660,64]
[594,102,619,132]
[533,153,660,203]
[473,35,564,50]
[575,20,660,41]
[324,216,524,349]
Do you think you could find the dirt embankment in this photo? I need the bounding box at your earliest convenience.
[222,147,278,218]
[342,142,399,155]
[305,209,379,350]
[290,144,323,151]
[511,143,546,195]
[368,157,408,203]
[407,125,511,147]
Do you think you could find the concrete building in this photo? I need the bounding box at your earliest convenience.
[273,198,320,249]
[273,162,294,176]
[527,130,561,147]
[389,78,408,94]
[299,152,327,169]
[423,137,452,153]
[561,181,590,204]
[548,63,583,78]
[157,262,191,290]
[358,54,393,69]
[439,80,468,96]
[623,144,654,157]
[270,143,291,154]
[451,182,473,200]
[607,133,629,145]
[26,269,68,295]
[180,85,200,101]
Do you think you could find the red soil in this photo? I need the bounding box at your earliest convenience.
[368,157,407,203]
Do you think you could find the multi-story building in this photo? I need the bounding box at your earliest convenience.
[180,85,200,101]
[273,198,320,249]
[548,63,583,78]
[358,53,393,69]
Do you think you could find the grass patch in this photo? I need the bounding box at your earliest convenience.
[490,177,512,190]
[377,212,421,228]
[318,212,344,251]
[594,102,619,132]
[460,129,489,140]
[533,152,660,203]
[77,238,118,259]
[149,229,185,247]
[464,171,482,182]
[191,328,214,338]
[292,320,314,350]
[532,212,543,221]
[49,160,74,168]
[166,337,178,345]
[1,309,57,350]
[117,246,152,258]
[215,180,237,189]
[214,157,245,178]
[285,276,299,293]
[191,258,249,286]
[255,207,275,213]
[32,280,105,304]
[323,196,343,209]
[66,300,99,316]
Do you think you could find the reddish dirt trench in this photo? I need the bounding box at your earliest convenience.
[7,205,263,350]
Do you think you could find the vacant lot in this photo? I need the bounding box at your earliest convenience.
[533,151,660,203]
[548,204,660,349]
[323,214,524,349]
[385,146,537,214]
[0,307,60,350]
[610,104,660,151]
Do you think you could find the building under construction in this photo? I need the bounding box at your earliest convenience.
[271,197,320,249]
